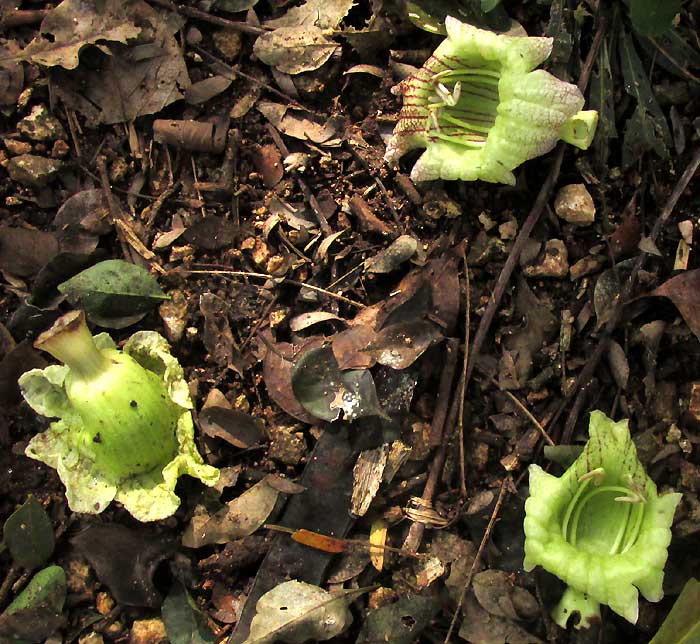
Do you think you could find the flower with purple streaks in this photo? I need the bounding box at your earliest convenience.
[385,17,598,185]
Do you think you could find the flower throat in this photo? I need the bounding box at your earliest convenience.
[561,468,646,556]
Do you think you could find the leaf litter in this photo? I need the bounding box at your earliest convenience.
[2,1,700,644]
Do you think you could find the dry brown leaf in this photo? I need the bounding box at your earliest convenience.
[652,269,700,340]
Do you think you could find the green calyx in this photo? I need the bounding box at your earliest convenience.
[524,411,681,628]
[19,310,219,521]
[385,17,598,185]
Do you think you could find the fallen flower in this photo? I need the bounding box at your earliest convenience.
[524,411,681,628]
[385,17,598,185]
[19,310,219,521]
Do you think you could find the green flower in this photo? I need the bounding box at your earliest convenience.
[19,311,219,522]
[384,17,598,185]
[524,411,681,628]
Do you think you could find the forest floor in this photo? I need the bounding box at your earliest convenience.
[1,1,700,644]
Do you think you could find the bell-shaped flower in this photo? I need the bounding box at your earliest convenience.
[385,17,598,185]
[19,310,219,522]
[524,411,681,628]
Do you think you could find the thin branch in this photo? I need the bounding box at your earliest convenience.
[457,249,471,496]
[444,476,511,643]
[464,15,606,387]
[148,0,266,35]
[553,146,700,440]
[184,269,366,309]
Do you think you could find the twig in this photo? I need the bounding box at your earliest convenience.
[444,476,510,644]
[96,156,136,263]
[0,565,20,609]
[148,0,266,35]
[264,123,333,236]
[577,15,607,93]
[648,36,700,84]
[402,254,470,552]
[185,269,366,309]
[428,338,460,447]
[464,17,606,388]
[465,146,564,385]
[457,249,471,497]
[193,45,308,112]
[97,156,164,272]
[93,604,124,634]
[240,294,278,351]
[552,146,700,440]
[0,8,47,28]
[498,385,555,447]
[346,143,403,227]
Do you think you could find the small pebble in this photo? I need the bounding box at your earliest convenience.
[524,239,569,278]
[554,183,595,225]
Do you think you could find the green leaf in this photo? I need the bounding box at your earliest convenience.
[292,346,385,422]
[162,580,215,644]
[649,578,700,644]
[543,444,583,469]
[619,28,671,167]
[58,259,168,328]
[2,496,54,570]
[0,565,66,644]
[481,0,501,11]
[630,0,679,37]
[404,0,509,35]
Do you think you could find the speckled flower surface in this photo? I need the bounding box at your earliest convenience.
[524,411,681,628]
[19,314,219,522]
[385,17,598,185]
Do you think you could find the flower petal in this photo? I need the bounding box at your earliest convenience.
[19,365,72,419]
[124,330,192,409]
[26,419,118,514]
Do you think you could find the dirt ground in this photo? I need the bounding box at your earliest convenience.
[1,1,700,643]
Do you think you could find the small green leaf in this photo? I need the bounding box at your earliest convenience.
[2,496,54,570]
[162,580,215,644]
[404,0,509,35]
[481,0,501,12]
[58,259,168,328]
[0,565,66,644]
[543,444,584,469]
[630,0,679,37]
[292,346,385,422]
[650,578,700,644]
